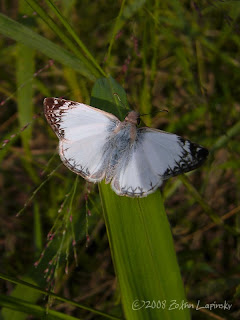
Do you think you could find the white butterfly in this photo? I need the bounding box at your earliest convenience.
[44,98,208,198]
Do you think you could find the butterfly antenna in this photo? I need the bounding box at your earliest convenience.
[140,109,169,117]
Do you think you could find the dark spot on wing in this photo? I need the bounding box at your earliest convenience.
[197,147,209,159]
[162,137,208,179]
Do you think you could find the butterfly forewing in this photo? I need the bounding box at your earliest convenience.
[140,128,208,178]
[44,98,120,181]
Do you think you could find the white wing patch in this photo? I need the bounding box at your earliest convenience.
[44,98,119,140]
[111,142,160,197]
[59,133,111,182]
[140,129,207,177]
[111,128,208,197]
[44,98,120,181]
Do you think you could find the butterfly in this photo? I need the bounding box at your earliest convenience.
[44,97,208,198]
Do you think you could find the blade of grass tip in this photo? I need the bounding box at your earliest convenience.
[0,13,96,81]
[25,0,101,79]
[91,77,190,320]
[44,0,106,77]
[106,0,126,61]
[106,0,146,62]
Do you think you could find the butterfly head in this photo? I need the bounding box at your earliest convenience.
[125,111,141,126]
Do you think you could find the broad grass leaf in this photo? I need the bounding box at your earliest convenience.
[91,77,190,320]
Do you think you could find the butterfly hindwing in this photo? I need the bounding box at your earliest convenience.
[111,140,161,197]
[111,128,208,197]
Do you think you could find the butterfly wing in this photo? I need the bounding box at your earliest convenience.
[111,128,208,197]
[44,97,120,182]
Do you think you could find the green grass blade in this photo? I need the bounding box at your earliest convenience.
[33,203,43,256]
[16,42,34,154]
[100,184,190,320]
[211,119,240,152]
[121,0,147,24]
[106,0,126,61]
[91,76,129,119]
[16,42,39,184]
[0,13,96,81]
[1,280,42,320]
[0,294,83,320]
[25,0,102,79]
[0,273,122,320]
[44,0,105,77]
[16,1,35,156]
[15,1,40,184]
[106,0,146,61]
[90,77,190,320]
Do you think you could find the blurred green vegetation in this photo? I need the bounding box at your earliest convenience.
[0,0,240,319]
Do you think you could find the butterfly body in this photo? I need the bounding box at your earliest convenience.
[44,97,208,198]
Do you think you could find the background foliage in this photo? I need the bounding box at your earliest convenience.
[1,0,240,319]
